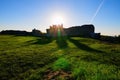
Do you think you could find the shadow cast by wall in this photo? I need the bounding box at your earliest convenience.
[78,52,120,66]
[56,36,68,49]
[24,37,53,46]
[33,37,52,44]
[68,37,103,53]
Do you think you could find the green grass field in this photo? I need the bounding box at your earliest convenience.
[0,35,120,80]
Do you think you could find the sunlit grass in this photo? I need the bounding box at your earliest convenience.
[53,57,70,71]
[0,35,120,80]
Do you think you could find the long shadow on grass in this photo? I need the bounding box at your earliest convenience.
[56,36,68,49]
[68,37,103,53]
[24,37,52,46]
[33,37,52,44]
[68,38,120,66]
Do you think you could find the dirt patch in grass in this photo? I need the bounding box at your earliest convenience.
[43,69,73,80]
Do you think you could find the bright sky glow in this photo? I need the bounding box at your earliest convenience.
[51,14,64,25]
[0,0,120,36]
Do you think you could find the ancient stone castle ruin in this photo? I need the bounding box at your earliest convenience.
[46,24,65,37]
[64,24,94,37]
[0,24,100,38]
[46,24,100,38]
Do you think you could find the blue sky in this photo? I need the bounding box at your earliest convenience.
[0,0,120,36]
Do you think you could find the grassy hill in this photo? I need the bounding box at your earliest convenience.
[0,35,120,80]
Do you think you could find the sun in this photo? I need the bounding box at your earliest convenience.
[52,14,64,25]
